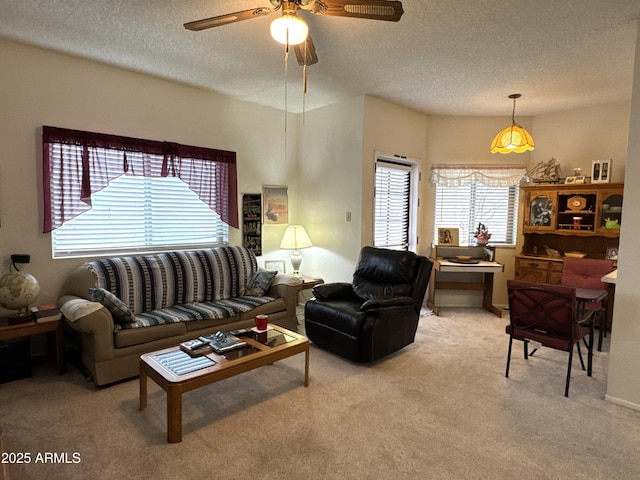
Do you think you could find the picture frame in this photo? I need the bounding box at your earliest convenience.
[438,228,459,246]
[564,175,586,184]
[263,185,289,224]
[264,259,286,273]
[606,247,619,261]
[592,159,612,184]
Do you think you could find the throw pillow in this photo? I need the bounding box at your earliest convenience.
[88,287,136,323]
[244,270,277,297]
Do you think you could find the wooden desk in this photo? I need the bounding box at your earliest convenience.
[0,317,65,375]
[428,258,505,316]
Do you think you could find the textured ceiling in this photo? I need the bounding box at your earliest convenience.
[1,1,639,116]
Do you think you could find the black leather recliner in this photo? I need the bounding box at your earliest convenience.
[304,246,433,362]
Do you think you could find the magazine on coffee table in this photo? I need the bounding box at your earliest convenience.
[154,350,216,376]
[179,338,214,357]
[200,331,247,353]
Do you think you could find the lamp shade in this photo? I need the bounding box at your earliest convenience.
[270,14,308,45]
[490,124,535,154]
[280,225,312,250]
[491,93,535,154]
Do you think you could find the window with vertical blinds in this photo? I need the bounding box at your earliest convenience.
[374,160,413,251]
[52,175,228,258]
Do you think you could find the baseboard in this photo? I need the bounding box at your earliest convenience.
[604,394,640,412]
[492,304,509,318]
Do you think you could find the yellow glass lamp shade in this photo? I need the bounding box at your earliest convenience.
[490,124,535,154]
[270,14,308,45]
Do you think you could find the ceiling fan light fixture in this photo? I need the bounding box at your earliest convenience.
[490,94,535,154]
[270,14,308,45]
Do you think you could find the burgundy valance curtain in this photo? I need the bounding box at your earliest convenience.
[42,126,239,232]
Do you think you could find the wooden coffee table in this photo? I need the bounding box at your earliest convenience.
[139,324,309,443]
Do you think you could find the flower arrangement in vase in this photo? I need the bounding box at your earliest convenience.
[474,223,492,246]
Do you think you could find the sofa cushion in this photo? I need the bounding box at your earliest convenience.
[239,296,287,319]
[89,287,136,323]
[114,322,187,349]
[114,295,277,330]
[89,246,258,315]
[244,270,277,296]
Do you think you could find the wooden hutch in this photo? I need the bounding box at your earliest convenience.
[515,183,622,284]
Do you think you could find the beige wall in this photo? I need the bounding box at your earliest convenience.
[0,39,296,306]
[362,96,429,250]
[423,104,630,307]
[295,96,429,282]
[531,102,630,183]
[606,24,640,408]
[295,96,366,282]
[424,115,532,306]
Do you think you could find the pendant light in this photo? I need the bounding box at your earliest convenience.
[490,94,535,154]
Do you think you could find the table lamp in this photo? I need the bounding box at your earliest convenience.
[280,225,312,276]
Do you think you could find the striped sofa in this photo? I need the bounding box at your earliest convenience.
[58,246,301,386]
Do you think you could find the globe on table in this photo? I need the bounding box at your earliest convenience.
[0,272,40,323]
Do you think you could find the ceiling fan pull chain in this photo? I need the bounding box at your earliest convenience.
[302,63,307,125]
[284,46,289,134]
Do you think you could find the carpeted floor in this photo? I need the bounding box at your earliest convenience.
[2,307,640,480]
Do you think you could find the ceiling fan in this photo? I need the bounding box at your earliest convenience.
[184,0,404,67]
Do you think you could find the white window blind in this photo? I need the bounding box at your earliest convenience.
[433,184,519,246]
[52,175,228,258]
[431,165,525,246]
[374,160,412,250]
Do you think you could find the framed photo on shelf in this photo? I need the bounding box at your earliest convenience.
[564,175,586,184]
[438,228,459,246]
[592,159,612,184]
[264,259,286,273]
[606,247,619,261]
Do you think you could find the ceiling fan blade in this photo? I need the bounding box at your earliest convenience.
[184,7,273,31]
[294,35,319,66]
[317,0,404,21]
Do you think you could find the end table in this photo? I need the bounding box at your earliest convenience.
[0,317,65,375]
[295,276,324,303]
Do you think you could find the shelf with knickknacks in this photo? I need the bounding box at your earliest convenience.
[473,223,492,247]
[242,193,262,256]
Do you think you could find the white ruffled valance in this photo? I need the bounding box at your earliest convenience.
[430,165,527,187]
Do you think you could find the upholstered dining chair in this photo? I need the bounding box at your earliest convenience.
[561,257,614,351]
[304,246,433,363]
[506,279,594,397]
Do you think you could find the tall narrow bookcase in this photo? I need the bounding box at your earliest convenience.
[242,193,262,256]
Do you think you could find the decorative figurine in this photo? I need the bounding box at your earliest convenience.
[474,223,492,246]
